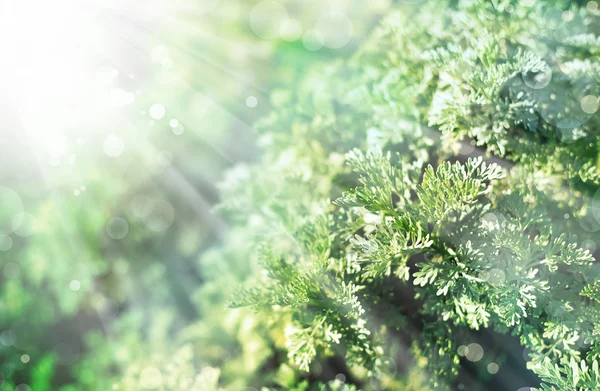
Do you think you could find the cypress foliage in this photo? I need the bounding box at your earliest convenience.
[224,1,600,389]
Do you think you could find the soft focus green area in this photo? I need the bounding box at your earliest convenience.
[0,1,389,390]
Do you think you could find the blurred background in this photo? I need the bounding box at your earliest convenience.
[0,0,394,389]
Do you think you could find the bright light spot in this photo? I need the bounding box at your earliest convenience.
[70,280,81,291]
[364,213,382,224]
[518,0,537,5]
[103,134,125,157]
[21,354,30,364]
[588,1,599,11]
[246,96,258,108]
[466,343,484,362]
[457,345,467,356]
[249,1,289,40]
[0,0,127,159]
[169,119,179,128]
[106,217,129,239]
[581,95,599,114]
[151,45,170,63]
[44,134,70,159]
[487,362,499,374]
[111,88,135,107]
[200,366,219,383]
[15,384,31,391]
[149,103,166,120]
[140,367,162,389]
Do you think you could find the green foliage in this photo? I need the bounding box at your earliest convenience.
[5,0,600,390]
[225,0,600,389]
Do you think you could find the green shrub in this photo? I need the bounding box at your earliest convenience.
[226,1,600,389]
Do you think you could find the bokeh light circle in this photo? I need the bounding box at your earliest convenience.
[581,95,599,114]
[487,362,499,374]
[149,103,166,120]
[246,96,258,108]
[466,343,484,362]
[315,11,353,49]
[106,217,129,239]
[249,1,288,40]
[522,64,552,90]
[70,280,81,291]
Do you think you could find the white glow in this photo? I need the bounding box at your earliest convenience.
[0,1,106,157]
[103,134,125,157]
[150,103,166,120]
[0,0,171,161]
[70,280,81,291]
